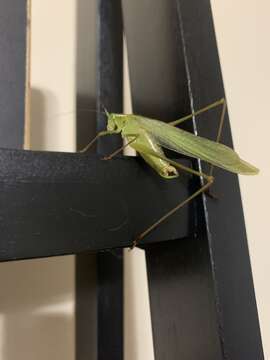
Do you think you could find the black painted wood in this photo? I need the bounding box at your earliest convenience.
[76,253,97,360]
[97,250,123,360]
[177,1,264,359]
[121,3,217,359]
[0,0,26,148]
[146,239,222,359]
[75,1,98,358]
[96,0,123,156]
[75,1,124,358]
[0,148,191,262]
[96,2,124,360]
[122,0,263,359]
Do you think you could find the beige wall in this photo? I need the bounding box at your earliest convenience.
[0,1,268,359]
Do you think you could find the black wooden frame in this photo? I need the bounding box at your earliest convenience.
[0,0,264,359]
[122,1,264,359]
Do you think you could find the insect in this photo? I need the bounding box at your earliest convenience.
[80,98,259,247]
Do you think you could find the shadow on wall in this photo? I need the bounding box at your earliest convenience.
[30,87,76,152]
[30,87,57,151]
[30,87,97,152]
[0,256,75,360]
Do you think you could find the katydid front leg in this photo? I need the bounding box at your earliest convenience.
[79,129,120,153]
[103,130,179,179]
[102,134,139,160]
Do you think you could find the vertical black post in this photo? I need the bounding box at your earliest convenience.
[76,1,123,359]
[75,0,98,357]
[96,0,123,155]
[0,0,27,148]
[76,254,98,360]
[96,2,123,360]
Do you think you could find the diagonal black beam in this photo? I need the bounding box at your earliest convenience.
[177,1,264,358]
[122,0,263,359]
[0,148,191,262]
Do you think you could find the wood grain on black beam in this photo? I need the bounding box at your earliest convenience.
[0,148,191,261]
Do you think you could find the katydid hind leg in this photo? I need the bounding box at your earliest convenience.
[132,179,213,248]
[209,98,227,175]
[131,146,214,248]
[169,98,227,176]
[169,98,226,127]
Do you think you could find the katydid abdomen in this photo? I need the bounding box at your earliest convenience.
[125,129,179,179]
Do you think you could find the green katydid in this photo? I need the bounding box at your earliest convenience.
[80,98,259,247]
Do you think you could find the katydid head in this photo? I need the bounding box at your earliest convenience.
[107,113,127,133]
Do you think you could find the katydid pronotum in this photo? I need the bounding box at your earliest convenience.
[80,98,259,247]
